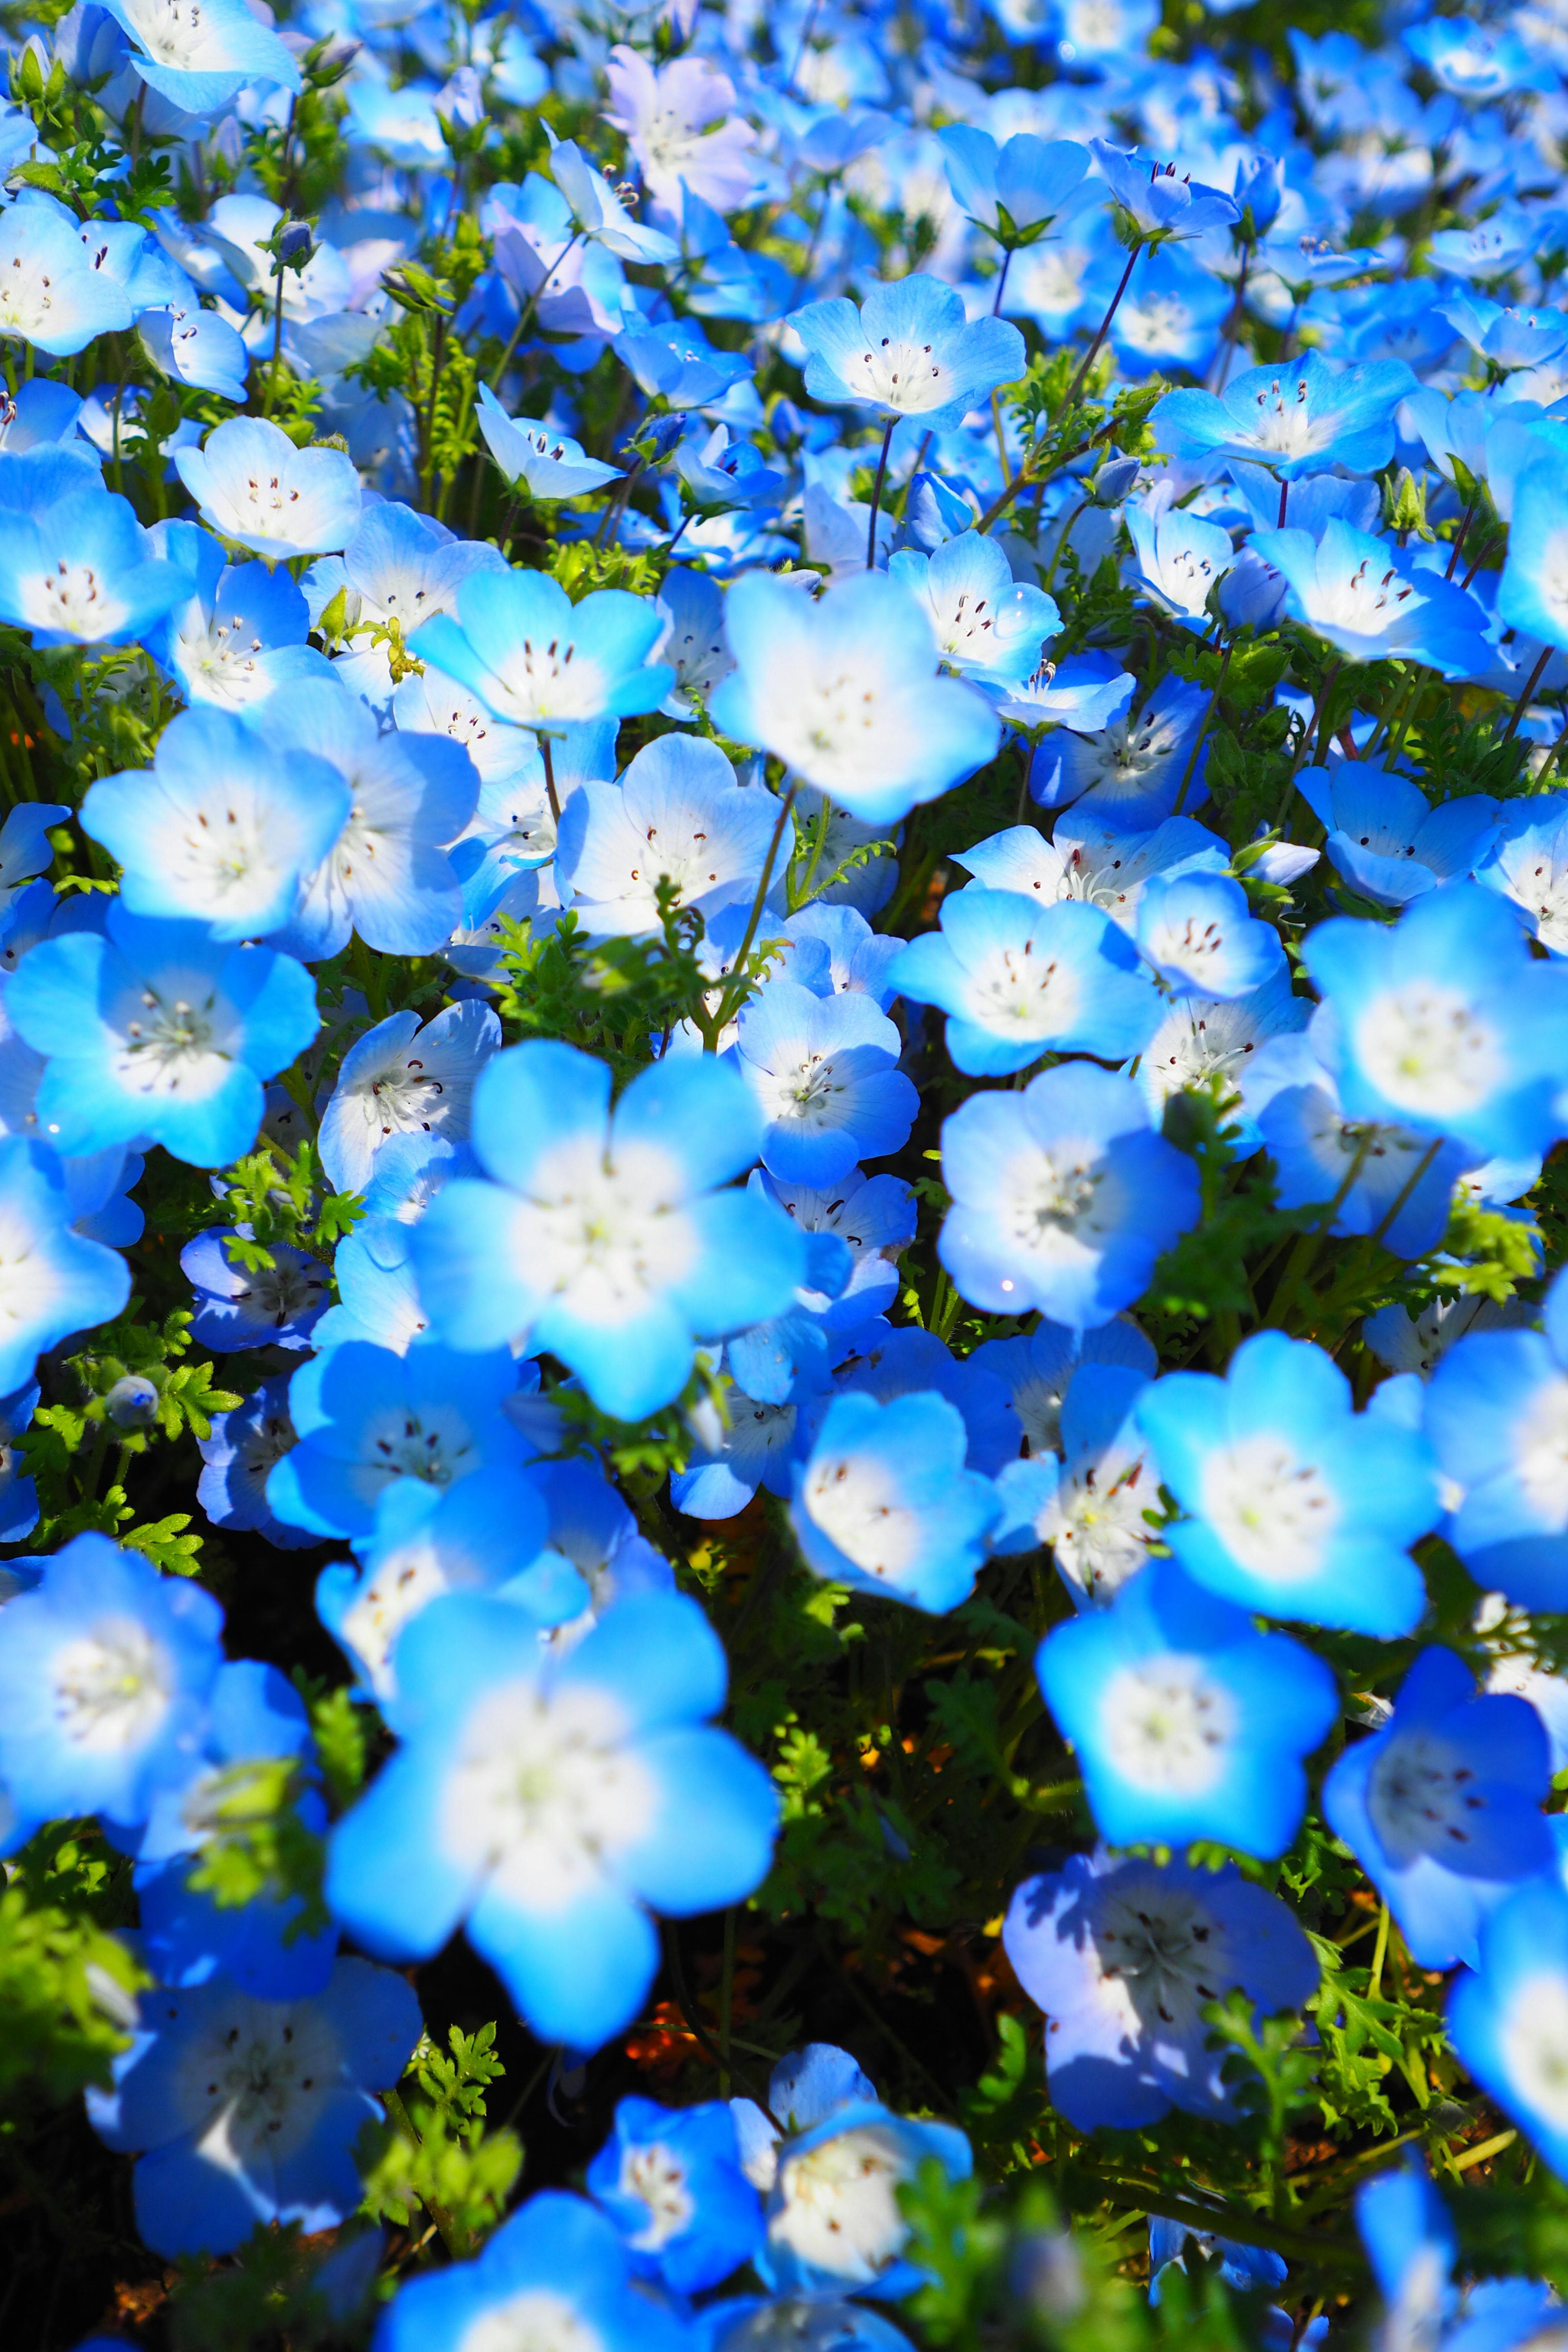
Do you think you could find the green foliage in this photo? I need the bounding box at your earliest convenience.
[168,2220,381,2352]
[0,1871,142,2107]
[185,1757,330,1938]
[207,1137,365,1267]
[494,891,717,1078]
[361,2026,523,2257]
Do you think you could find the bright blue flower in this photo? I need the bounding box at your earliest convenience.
[1447,1875,1568,2183]
[820,1321,1017,1475]
[1498,458,1568,655]
[7,903,319,1167]
[0,200,134,355]
[311,1218,431,1356]
[557,732,780,938]
[0,1379,38,1542]
[87,1956,419,2258]
[673,1388,805,1521]
[973,1313,1155,1460]
[318,1000,499,1196]
[1405,17,1555,99]
[316,1464,584,1707]
[176,417,361,563]
[1148,2212,1286,2299]
[1030,675,1211,829]
[326,1590,778,2049]
[616,319,753,408]
[1243,1032,1473,1256]
[729,980,917,1183]
[477,383,621,499]
[180,1227,329,1352]
[266,1338,530,1541]
[0,470,189,647]
[1038,1558,1337,1857]
[750,2091,971,2301]
[1135,963,1312,1147]
[82,706,351,940]
[1424,1265,1568,1609]
[788,1389,999,1613]
[1152,350,1416,481]
[892,890,1162,1077]
[1301,884,1568,1162]
[1355,2157,1457,2344]
[788,273,1025,434]
[140,299,249,403]
[1125,495,1235,629]
[1325,1646,1552,1970]
[1088,141,1241,241]
[1000,650,1138,746]
[98,0,299,112]
[939,1060,1200,1327]
[145,525,332,712]
[1476,793,1568,953]
[0,1136,129,1389]
[1002,1849,1317,2129]
[710,569,1002,827]
[412,1042,805,1422]
[939,128,1091,247]
[1135,1330,1440,1635]
[993,1363,1162,1602]
[528,1454,677,1648]
[413,567,673,735]
[748,1166,916,1334]
[1134,872,1285,999]
[1107,245,1232,382]
[1247,521,1491,676]
[588,2096,764,2292]
[953,811,1228,931]
[886,531,1060,686]
[0,1533,223,1842]
[1296,761,1500,908]
[196,1375,315,1550]
[372,2190,691,2352]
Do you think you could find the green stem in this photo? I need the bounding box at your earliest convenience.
[710,785,797,1040]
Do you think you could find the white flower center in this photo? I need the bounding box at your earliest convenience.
[622,2142,694,2250]
[1100,1658,1236,1792]
[804,1444,924,1582]
[1092,1880,1227,2027]
[771,2125,913,2285]
[1515,1375,1568,1526]
[459,2289,604,2352]
[1355,984,1503,1118]
[1044,1447,1157,1603]
[440,1678,653,1913]
[52,1618,173,1753]
[1366,1729,1487,1867]
[1498,1972,1568,2130]
[1199,1432,1341,1581]
[508,1136,700,1328]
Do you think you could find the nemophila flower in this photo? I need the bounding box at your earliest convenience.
[528,1456,677,1652]
[410,566,673,733]
[0,1136,129,1389]
[973,1314,1156,1460]
[7,904,318,1169]
[729,980,917,1185]
[0,802,67,931]
[938,127,1092,247]
[87,1956,418,2259]
[327,1588,776,2048]
[1030,676,1210,830]
[1106,244,1232,382]
[1252,522,1490,677]
[750,2094,972,2302]
[1088,141,1240,242]
[604,44,756,212]
[308,502,507,648]
[1473,793,1568,953]
[821,1322,1016,1477]
[886,532,1061,686]
[318,1001,499,1197]
[254,680,479,961]
[98,0,298,112]
[197,1376,313,1551]
[788,273,1025,434]
[993,1361,1160,1603]
[140,300,248,403]
[1301,884,1568,1161]
[788,1389,999,1613]
[1243,1033,1473,1257]
[1124,494,1234,628]
[311,1218,431,1357]
[1134,872,1285,1000]
[1324,1647,1552,1970]
[180,1229,329,1353]
[476,383,620,501]
[1135,1330,1439,1635]
[953,813,1228,933]
[588,2095,763,2292]
[749,1166,916,1333]
[0,470,189,648]
[1001,650,1137,745]
[616,318,754,408]
[1428,209,1542,283]
[266,1339,528,1542]
[673,1384,804,1520]
[0,1533,222,1843]
[1296,762,1500,909]
[0,1379,38,1544]
[1152,350,1415,482]
[1423,1267,1568,1609]
[1497,459,1568,654]
[557,733,778,938]
[316,1464,584,1707]
[655,566,734,717]
[892,890,1163,1078]
[176,418,362,564]
[146,526,330,713]
[0,198,134,356]
[1447,1875,1568,2180]
[1003,1849,1317,2130]
[1135,965,1311,1146]
[1038,1558,1338,1857]
[81,706,350,941]
[709,569,1001,828]
[939,1060,1200,1328]
[1355,2156,1457,2345]
[374,2189,690,2352]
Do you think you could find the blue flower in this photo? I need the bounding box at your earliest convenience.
[318,1000,500,1196]
[1355,2158,1457,2346]
[140,301,249,403]
[176,418,362,563]
[98,0,300,113]
[1136,1330,1439,1635]
[1004,1849,1317,2129]
[1474,793,1568,954]
[0,1380,39,1543]
[0,468,190,647]
[1499,463,1568,660]
[1136,964,1311,1146]
[1038,1557,1338,1856]
[477,383,621,499]
[1125,495,1236,629]
[0,1533,223,1842]
[180,1227,330,1352]
[729,980,917,1183]
[82,706,351,940]
[1298,761,1500,909]
[588,2096,764,2292]
[993,1362,1161,1602]
[1325,1647,1552,1970]
[412,1042,805,1422]
[372,2190,691,2352]
[788,272,1025,433]
[748,1166,916,1333]
[557,732,781,937]
[973,1313,1155,1458]
[7,904,319,1168]
[411,567,674,730]
[0,200,134,355]
[886,531,1060,685]
[953,811,1229,930]
[788,1389,999,1613]
[1000,650,1137,746]
[1447,1875,1568,2182]
[266,1339,530,1541]
[87,1956,419,2258]
[938,127,1092,247]
[1152,350,1415,482]
[0,1137,129,1390]
[146,522,330,714]
[1301,884,1568,1162]
[1088,141,1241,242]
[1424,1266,1568,1608]
[892,891,1162,1076]
[196,1375,315,1550]
[1134,871,1285,1000]
[1248,521,1490,676]
[710,570,1002,827]
[751,2091,972,2300]
[940,1060,1200,1327]
[325,1590,778,2049]
[1030,676,1212,830]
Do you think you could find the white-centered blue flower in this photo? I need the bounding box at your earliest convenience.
[176,417,363,564]
[892,889,1164,1076]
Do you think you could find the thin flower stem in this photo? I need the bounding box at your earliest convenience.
[540,734,561,823]
[1062,239,1143,411]
[1445,491,1480,579]
[1368,1901,1391,2000]
[1368,1137,1443,1247]
[1172,639,1232,813]
[991,247,1013,317]
[709,783,798,1040]
[865,416,895,570]
[1504,644,1553,739]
